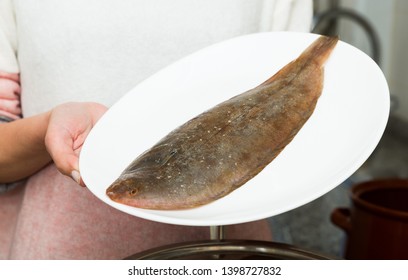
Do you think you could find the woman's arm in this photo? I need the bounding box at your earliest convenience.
[0,102,107,186]
[0,111,51,183]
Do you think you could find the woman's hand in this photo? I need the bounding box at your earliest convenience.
[45,102,107,186]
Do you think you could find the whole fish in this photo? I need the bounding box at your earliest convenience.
[106,35,338,210]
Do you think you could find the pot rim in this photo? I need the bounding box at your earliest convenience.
[351,178,408,221]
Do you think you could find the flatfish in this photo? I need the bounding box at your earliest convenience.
[106,35,338,210]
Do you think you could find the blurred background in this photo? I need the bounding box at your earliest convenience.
[269,0,408,258]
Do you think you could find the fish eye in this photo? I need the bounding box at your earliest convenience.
[129,189,138,196]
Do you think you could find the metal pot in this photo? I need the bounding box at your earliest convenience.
[125,240,331,260]
[332,178,408,259]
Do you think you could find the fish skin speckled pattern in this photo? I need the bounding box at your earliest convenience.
[106,35,339,210]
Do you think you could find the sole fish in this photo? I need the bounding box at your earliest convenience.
[106,35,338,210]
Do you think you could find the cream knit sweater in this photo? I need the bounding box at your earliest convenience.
[0,0,312,118]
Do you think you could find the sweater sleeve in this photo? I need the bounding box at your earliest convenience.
[0,0,20,120]
[261,0,313,32]
[0,0,19,73]
[285,0,313,32]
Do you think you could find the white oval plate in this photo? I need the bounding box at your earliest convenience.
[79,32,389,226]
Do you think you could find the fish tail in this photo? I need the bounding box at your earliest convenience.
[299,35,339,66]
[259,35,338,86]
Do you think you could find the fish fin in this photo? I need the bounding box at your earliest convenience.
[121,144,178,176]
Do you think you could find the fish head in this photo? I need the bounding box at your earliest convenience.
[106,178,141,200]
[106,177,172,209]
